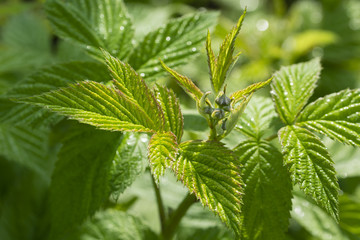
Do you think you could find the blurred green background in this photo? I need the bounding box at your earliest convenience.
[0,0,359,239]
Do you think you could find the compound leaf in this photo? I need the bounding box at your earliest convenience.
[48,123,122,239]
[19,81,160,133]
[230,77,272,105]
[271,58,321,124]
[128,11,218,82]
[45,0,133,59]
[298,89,360,147]
[279,125,339,221]
[173,140,243,236]
[148,132,178,183]
[154,85,183,141]
[234,140,292,240]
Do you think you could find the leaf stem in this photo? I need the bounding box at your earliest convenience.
[264,133,278,141]
[161,193,197,240]
[151,174,166,233]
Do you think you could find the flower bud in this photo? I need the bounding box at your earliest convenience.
[215,91,231,107]
[211,108,225,120]
[197,92,212,116]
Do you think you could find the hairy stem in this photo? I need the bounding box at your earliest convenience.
[151,174,166,233]
[161,193,197,240]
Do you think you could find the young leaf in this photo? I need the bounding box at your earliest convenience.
[2,61,110,127]
[48,123,122,239]
[237,96,277,140]
[18,81,160,133]
[279,125,339,220]
[148,132,178,183]
[173,140,243,235]
[154,85,183,141]
[160,61,203,101]
[271,58,321,124]
[128,11,218,82]
[109,132,149,201]
[230,77,272,105]
[297,89,360,147]
[234,140,292,240]
[211,11,246,93]
[45,0,133,59]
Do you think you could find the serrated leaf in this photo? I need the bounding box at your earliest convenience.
[48,123,122,239]
[279,125,339,220]
[230,77,272,105]
[173,140,243,235]
[109,132,149,201]
[298,89,360,147]
[18,81,160,133]
[78,209,158,240]
[237,96,277,139]
[160,61,203,101]
[234,140,292,240]
[45,0,133,59]
[271,58,321,124]
[154,85,183,141]
[128,11,218,82]
[210,10,246,93]
[148,132,178,183]
[103,51,165,129]
[2,61,109,127]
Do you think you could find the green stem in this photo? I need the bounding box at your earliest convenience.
[161,193,197,240]
[151,174,166,233]
[264,133,278,142]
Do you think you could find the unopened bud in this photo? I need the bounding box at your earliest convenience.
[211,108,225,120]
[215,91,231,107]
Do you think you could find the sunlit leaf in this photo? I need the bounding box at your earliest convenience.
[230,77,272,105]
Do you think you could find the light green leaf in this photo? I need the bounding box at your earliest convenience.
[210,10,246,93]
[339,194,360,236]
[45,0,133,59]
[78,209,158,240]
[2,61,109,127]
[148,132,178,183]
[173,140,243,235]
[271,58,321,124]
[230,77,272,105]
[237,96,277,140]
[160,61,203,101]
[234,140,292,240]
[48,123,121,239]
[109,132,149,201]
[298,89,360,147]
[154,85,183,141]
[19,81,160,133]
[103,52,165,130]
[128,11,218,82]
[279,125,339,220]
[292,192,348,240]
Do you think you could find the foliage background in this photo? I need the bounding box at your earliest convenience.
[0,0,360,239]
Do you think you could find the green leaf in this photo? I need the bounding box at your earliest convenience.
[109,132,149,201]
[19,81,160,133]
[173,140,243,235]
[183,111,208,132]
[230,77,272,105]
[339,194,360,236]
[103,52,165,130]
[2,61,109,127]
[128,11,218,82]
[45,0,133,59]
[279,125,339,220]
[148,132,178,183]
[48,123,122,239]
[237,96,277,140]
[298,89,360,147]
[292,192,348,240]
[234,140,292,240]
[154,85,183,141]
[160,61,203,101]
[271,58,321,124]
[210,10,246,93]
[78,209,158,240]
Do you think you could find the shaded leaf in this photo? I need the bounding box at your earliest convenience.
[173,140,243,235]
[234,140,292,240]
[279,125,339,220]
[339,194,360,236]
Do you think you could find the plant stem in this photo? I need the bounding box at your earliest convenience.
[161,193,197,240]
[151,174,166,233]
[265,133,278,141]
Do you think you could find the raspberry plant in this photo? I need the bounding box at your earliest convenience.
[1,0,360,239]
